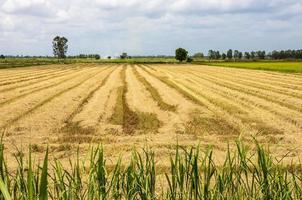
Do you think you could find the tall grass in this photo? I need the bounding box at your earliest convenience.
[0,139,301,199]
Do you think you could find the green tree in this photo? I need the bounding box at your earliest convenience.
[251,51,256,59]
[52,36,68,59]
[238,52,243,59]
[193,52,204,59]
[186,57,193,62]
[227,49,233,60]
[120,52,128,59]
[175,48,188,62]
[95,54,100,60]
[234,50,240,60]
[215,51,221,59]
[244,52,250,59]
[208,50,215,60]
[0,55,5,59]
[222,53,227,60]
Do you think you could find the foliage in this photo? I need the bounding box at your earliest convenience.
[52,36,68,59]
[0,140,302,199]
[186,57,193,63]
[227,49,233,60]
[95,54,101,60]
[205,61,302,73]
[175,48,188,62]
[193,53,204,59]
[120,53,128,59]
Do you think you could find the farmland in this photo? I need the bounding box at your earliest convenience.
[204,61,302,72]
[0,63,301,164]
[0,63,302,198]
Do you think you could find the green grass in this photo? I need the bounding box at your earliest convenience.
[0,139,302,199]
[201,61,302,73]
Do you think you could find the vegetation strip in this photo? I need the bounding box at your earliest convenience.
[110,66,160,134]
[0,140,302,199]
[0,67,110,129]
[132,66,176,112]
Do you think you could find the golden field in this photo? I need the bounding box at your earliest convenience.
[0,64,301,167]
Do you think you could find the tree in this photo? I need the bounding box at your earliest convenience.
[222,53,227,60]
[250,51,256,59]
[193,52,204,59]
[175,48,188,62]
[187,57,193,62]
[215,51,221,59]
[52,36,68,58]
[227,49,233,60]
[120,52,128,59]
[95,54,100,60]
[208,50,215,60]
[0,55,5,59]
[257,51,266,59]
[234,50,240,60]
[107,56,111,59]
[244,52,250,59]
[238,52,243,59]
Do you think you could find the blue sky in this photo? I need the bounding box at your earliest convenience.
[0,0,301,56]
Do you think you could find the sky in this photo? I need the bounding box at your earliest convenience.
[0,0,301,56]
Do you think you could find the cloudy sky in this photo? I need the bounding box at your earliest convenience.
[0,0,301,56]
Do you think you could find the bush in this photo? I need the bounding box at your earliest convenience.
[187,57,193,62]
[95,54,100,60]
[175,48,188,62]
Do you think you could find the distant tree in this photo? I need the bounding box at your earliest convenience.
[187,57,193,62]
[215,51,221,59]
[227,49,233,60]
[120,52,128,59]
[193,52,204,59]
[222,53,227,60]
[234,50,240,60]
[175,48,188,62]
[257,51,266,59]
[107,56,111,59]
[208,50,215,60]
[238,52,243,59]
[244,52,250,59]
[52,36,68,59]
[250,51,256,59]
[0,55,5,59]
[95,54,100,60]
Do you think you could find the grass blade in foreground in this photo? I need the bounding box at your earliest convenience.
[0,140,301,199]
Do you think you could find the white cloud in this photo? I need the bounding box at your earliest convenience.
[0,0,301,55]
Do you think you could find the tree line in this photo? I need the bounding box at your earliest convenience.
[205,49,302,60]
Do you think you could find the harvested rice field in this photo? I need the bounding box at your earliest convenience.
[0,63,302,167]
